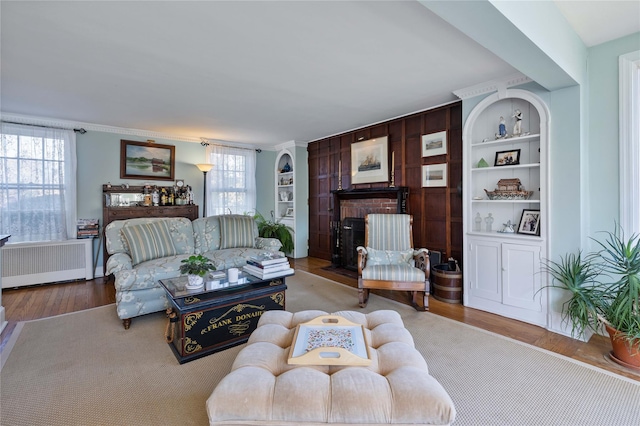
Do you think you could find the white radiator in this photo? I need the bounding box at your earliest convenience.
[1,239,94,288]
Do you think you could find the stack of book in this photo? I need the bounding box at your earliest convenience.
[77,219,99,239]
[243,254,294,279]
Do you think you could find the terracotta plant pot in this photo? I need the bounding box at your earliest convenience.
[605,324,640,370]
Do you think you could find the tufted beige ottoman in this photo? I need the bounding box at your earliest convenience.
[206,309,456,426]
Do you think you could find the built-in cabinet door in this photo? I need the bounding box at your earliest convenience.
[502,243,542,311]
[468,238,501,302]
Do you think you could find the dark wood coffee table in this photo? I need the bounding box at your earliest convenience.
[160,271,289,364]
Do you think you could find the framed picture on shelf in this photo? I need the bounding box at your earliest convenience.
[351,136,389,184]
[517,210,540,235]
[421,163,447,187]
[120,140,175,180]
[421,130,447,157]
[494,149,521,166]
[285,207,294,217]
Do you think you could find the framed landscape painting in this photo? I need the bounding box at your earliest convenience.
[120,140,175,180]
[421,163,447,187]
[421,130,447,157]
[351,136,389,185]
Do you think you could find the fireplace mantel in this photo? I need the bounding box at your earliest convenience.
[331,187,408,219]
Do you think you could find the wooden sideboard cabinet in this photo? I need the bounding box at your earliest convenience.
[102,185,199,273]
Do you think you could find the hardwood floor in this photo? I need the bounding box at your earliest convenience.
[1,257,637,381]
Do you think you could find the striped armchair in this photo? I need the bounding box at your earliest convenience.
[356,214,430,310]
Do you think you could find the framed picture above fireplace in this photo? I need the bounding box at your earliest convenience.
[351,136,389,185]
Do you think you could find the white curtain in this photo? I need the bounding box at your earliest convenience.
[0,122,77,242]
[205,144,256,216]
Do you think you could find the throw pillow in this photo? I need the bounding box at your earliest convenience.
[219,215,256,249]
[121,220,178,266]
[366,247,413,266]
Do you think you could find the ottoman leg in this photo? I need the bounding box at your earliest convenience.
[122,318,132,329]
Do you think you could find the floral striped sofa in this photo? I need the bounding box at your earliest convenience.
[105,214,283,329]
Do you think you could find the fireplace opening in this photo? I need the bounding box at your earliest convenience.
[341,217,365,271]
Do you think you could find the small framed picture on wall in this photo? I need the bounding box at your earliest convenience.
[421,131,447,157]
[421,163,447,187]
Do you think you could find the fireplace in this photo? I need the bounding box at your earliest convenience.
[331,187,408,267]
[341,217,365,271]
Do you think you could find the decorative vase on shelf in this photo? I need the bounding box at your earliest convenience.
[282,162,291,173]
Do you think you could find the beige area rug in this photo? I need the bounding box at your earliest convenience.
[1,270,639,426]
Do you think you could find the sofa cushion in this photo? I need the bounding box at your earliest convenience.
[114,255,188,292]
[106,217,194,256]
[121,220,178,265]
[219,215,256,249]
[366,247,413,266]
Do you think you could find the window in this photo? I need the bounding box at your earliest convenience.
[0,123,77,242]
[619,51,640,236]
[205,144,256,216]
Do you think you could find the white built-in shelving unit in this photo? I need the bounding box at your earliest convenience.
[463,89,550,327]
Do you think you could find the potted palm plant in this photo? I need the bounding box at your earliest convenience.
[180,255,216,289]
[544,226,640,370]
[253,210,294,254]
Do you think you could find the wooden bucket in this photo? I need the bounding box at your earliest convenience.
[431,264,463,304]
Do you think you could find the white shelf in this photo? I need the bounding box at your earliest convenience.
[472,163,540,172]
[467,231,543,241]
[471,199,540,204]
[276,150,295,256]
[471,133,540,147]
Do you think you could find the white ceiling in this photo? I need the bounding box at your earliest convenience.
[1,1,638,147]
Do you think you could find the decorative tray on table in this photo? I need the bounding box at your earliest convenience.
[287,315,371,366]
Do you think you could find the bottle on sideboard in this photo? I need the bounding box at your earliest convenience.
[152,186,160,206]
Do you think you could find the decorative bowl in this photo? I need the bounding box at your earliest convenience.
[484,189,534,200]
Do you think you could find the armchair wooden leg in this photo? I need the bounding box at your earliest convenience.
[410,291,429,311]
[358,288,369,308]
[122,318,131,330]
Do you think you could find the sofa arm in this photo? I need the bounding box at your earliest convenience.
[255,237,283,252]
[106,252,133,275]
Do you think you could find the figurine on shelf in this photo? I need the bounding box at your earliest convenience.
[282,162,291,173]
[496,116,507,139]
[485,213,494,232]
[512,109,523,136]
[499,220,515,233]
[474,212,482,232]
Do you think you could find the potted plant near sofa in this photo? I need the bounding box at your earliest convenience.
[180,255,216,289]
[253,210,294,254]
[544,226,640,370]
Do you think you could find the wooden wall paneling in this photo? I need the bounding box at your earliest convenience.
[341,134,353,189]
[370,124,388,139]
[306,102,462,263]
[424,108,447,135]
[308,142,332,259]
